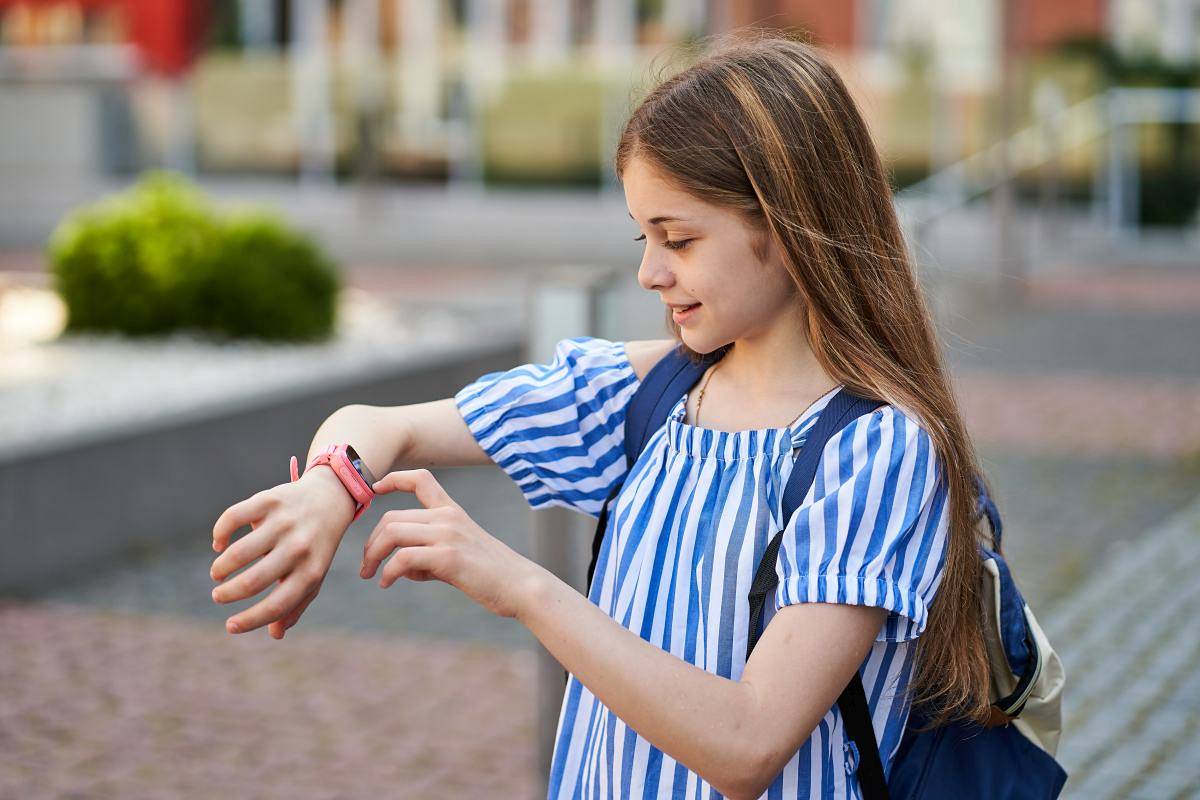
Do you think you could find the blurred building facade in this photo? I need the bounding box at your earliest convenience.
[0,0,1197,189]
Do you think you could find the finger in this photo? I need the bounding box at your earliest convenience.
[362,521,439,579]
[213,491,275,551]
[379,545,443,589]
[269,578,323,640]
[371,469,457,509]
[362,508,439,564]
[211,546,296,606]
[226,572,313,635]
[211,521,280,583]
[285,579,322,628]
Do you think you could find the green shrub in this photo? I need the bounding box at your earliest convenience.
[49,172,219,335]
[201,212,338,342]
[47,171,340,342]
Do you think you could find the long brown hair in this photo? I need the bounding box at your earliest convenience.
[615,30,996,728]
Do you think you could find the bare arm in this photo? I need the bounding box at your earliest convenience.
[351,338,887,795]
[357,398,492,470]
[210,399,488,638]
[298,399,491,481]
[232,397,490,531]
[517,568,886,799]
[507,338,887,798]
[211,340,679,638]
[624,338,678,382]
[356,338,677,474]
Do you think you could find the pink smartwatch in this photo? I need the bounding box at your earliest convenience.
[290,443,377,522]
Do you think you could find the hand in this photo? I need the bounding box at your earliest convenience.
[360,469,541,620]
[210,467,356,638]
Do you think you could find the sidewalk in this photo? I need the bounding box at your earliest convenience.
[1047,495,1200,800]
[1,249,1197,797]
[0,599,542,800]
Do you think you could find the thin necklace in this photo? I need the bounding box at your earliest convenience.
[694,357,724,426]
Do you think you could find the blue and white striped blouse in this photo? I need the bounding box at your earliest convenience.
[454,337,950,800]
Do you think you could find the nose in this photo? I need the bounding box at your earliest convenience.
[637,248,675,293]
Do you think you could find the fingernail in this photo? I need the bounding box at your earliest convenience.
[227,621,240,634]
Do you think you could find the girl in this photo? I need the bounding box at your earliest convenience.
[210,32,995,800]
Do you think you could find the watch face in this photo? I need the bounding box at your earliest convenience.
[345,445,379,488]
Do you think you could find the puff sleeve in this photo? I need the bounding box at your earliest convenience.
[773,405,950,643]
[453,336,641,519]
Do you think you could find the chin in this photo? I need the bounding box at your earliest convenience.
[675,328,716,356]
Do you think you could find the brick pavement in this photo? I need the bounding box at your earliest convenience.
[955,370,1200,461]
[4,252,1200,798]
[1025,268,1200,315]
[0,599,542,800]
[1044,495,1200,800]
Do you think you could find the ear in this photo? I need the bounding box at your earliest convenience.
[749,219,783,267]
[758,229,790,276]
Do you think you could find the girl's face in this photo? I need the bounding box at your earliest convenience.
[623,154,800,355]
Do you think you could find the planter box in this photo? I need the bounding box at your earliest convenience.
[0,333,523,597]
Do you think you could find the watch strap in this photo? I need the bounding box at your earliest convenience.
[289,446,369,522]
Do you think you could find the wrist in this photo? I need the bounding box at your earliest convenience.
[299,464,358,521]
[514,561,559,626]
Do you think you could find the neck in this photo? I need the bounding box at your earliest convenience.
[715,329,836,400]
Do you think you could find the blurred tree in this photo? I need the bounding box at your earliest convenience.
[208,0,242,51]
[1056,35,1199,225]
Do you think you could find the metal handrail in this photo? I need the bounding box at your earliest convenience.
[894,92,1106,230]
[893,87,1200,234]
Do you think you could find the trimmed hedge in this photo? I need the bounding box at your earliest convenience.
[48,171,339,342]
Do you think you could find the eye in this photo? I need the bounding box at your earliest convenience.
[633,233,691,251]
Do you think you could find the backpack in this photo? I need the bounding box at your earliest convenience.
[583,344,1069,799]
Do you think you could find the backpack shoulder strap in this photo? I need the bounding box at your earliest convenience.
[624,344,722,461]
[744,388,891,799]
[585,344,723,595]
[746,389,886,657]
[744,388,888,657]
[780,391,885,522]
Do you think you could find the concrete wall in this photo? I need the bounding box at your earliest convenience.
[0,337,523,597]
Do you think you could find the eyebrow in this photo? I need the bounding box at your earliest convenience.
[628,211,691,225]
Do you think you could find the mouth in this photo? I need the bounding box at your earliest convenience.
[669,302,701,323]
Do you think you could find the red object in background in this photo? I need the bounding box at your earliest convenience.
[725,0,1106,53]
[1007,0,1105,51]
[0,0,211,76]
[122,0,211,77]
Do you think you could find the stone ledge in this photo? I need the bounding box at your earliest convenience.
[0,299,525,596]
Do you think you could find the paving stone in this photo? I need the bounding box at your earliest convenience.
[0,600,542,800]
[1050,497,1200,799]
[1126,771,1200,800]
[4,255,1200,798]
[957,370,1200,460]
[1025,268,1200,315]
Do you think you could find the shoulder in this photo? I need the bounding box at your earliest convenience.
[622,339,678,382]
[824,402,943,481]
[852,402,931,438]
[458,336,634,407]
[543,336,632,372]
